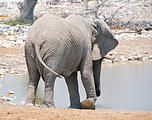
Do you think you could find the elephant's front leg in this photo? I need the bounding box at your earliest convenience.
[80,54,97,109]
[65,72,80,109]
[42,72,56,108]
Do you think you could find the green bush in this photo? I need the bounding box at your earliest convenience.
[4,18,34,26]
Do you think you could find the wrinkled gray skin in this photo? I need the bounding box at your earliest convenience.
[24,14,118,109]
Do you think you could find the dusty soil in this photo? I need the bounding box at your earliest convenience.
[0,105,151,120]
[0,46,24,55]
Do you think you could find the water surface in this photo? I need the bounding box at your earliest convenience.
[0,63,152,111]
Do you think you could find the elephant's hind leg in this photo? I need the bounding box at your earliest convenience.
[65,72,80,109]
[25,49,40,106]
[41,71,56,108]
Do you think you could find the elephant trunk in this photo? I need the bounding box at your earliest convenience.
[93,59,102,97]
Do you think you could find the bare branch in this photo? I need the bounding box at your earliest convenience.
[104,3,128,24]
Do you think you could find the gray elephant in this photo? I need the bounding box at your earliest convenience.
[24,14,118,109]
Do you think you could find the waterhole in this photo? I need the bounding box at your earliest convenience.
[0,63,152,111]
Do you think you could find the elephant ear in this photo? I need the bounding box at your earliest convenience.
[92,20,118,61]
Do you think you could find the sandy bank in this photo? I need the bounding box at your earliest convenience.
[0,105,152,120]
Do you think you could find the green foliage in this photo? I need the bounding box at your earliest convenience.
[4,18,34,26]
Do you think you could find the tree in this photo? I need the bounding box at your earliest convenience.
[18,0,38,21]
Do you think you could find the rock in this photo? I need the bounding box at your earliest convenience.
[2,25,10,30]
[6,36,15,41]
[134,56,143,61]
[14,25,21,32]
[120,56,128,62]
[104,59,112,63]
[149,56,152,59]
[0,28,4,35]
[144,51,148,54]
[128,56,134,61]
[3,32,8,35]
[15,40,24,45]
[1,96,14,102]
[142,57,149,62]
[1,43,12,48]
[7,90,15,96]
[112,58,119,63]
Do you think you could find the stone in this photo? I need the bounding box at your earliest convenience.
[128,56,134,61]
[134,56,143,61]
[148,56,152,59]
[15,40,24,45]
[0,28,4,35]
[3,32,8,35]
[112,58,119,63]
[7,90,15,96]
[104,59,112,63]
[144,51,148,54]
[2,25,10,30]
[14,25,21,32]
[142,57,149,62]
[7,36,15,41]
[1,43,12,48]
[120,56,128,62]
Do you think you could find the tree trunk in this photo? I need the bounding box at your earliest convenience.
[19,0,38,21]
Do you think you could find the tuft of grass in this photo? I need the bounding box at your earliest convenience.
[4,18,34,26]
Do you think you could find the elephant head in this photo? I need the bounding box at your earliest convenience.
[91,20,118,97]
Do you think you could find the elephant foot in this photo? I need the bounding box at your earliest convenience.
[80,99,95,110]
[41,102,55,108]
[69,104,80,109]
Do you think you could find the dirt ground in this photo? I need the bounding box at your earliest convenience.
[0,105,151,120]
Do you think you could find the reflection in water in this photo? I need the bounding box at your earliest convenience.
[0,63,152,111]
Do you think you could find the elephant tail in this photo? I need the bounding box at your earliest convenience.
[35,44,62,78]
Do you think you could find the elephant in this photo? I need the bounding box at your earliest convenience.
[24,13,118,109]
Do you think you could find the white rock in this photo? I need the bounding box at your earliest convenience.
[1,43,12,48]
[1,96,14,102]
[112,58,119,63]
[0,28,4,35]
[2,25,10,29]
[128,56,134,61]
[6,36,15,41]
[7,90,15,96]
[3,32,8,35]
[104,59,112,63]
[149,56,152,59]
[15,40,24,45]
[120,56,128,62]
[142,57,149,62]
[134,56,143,60]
